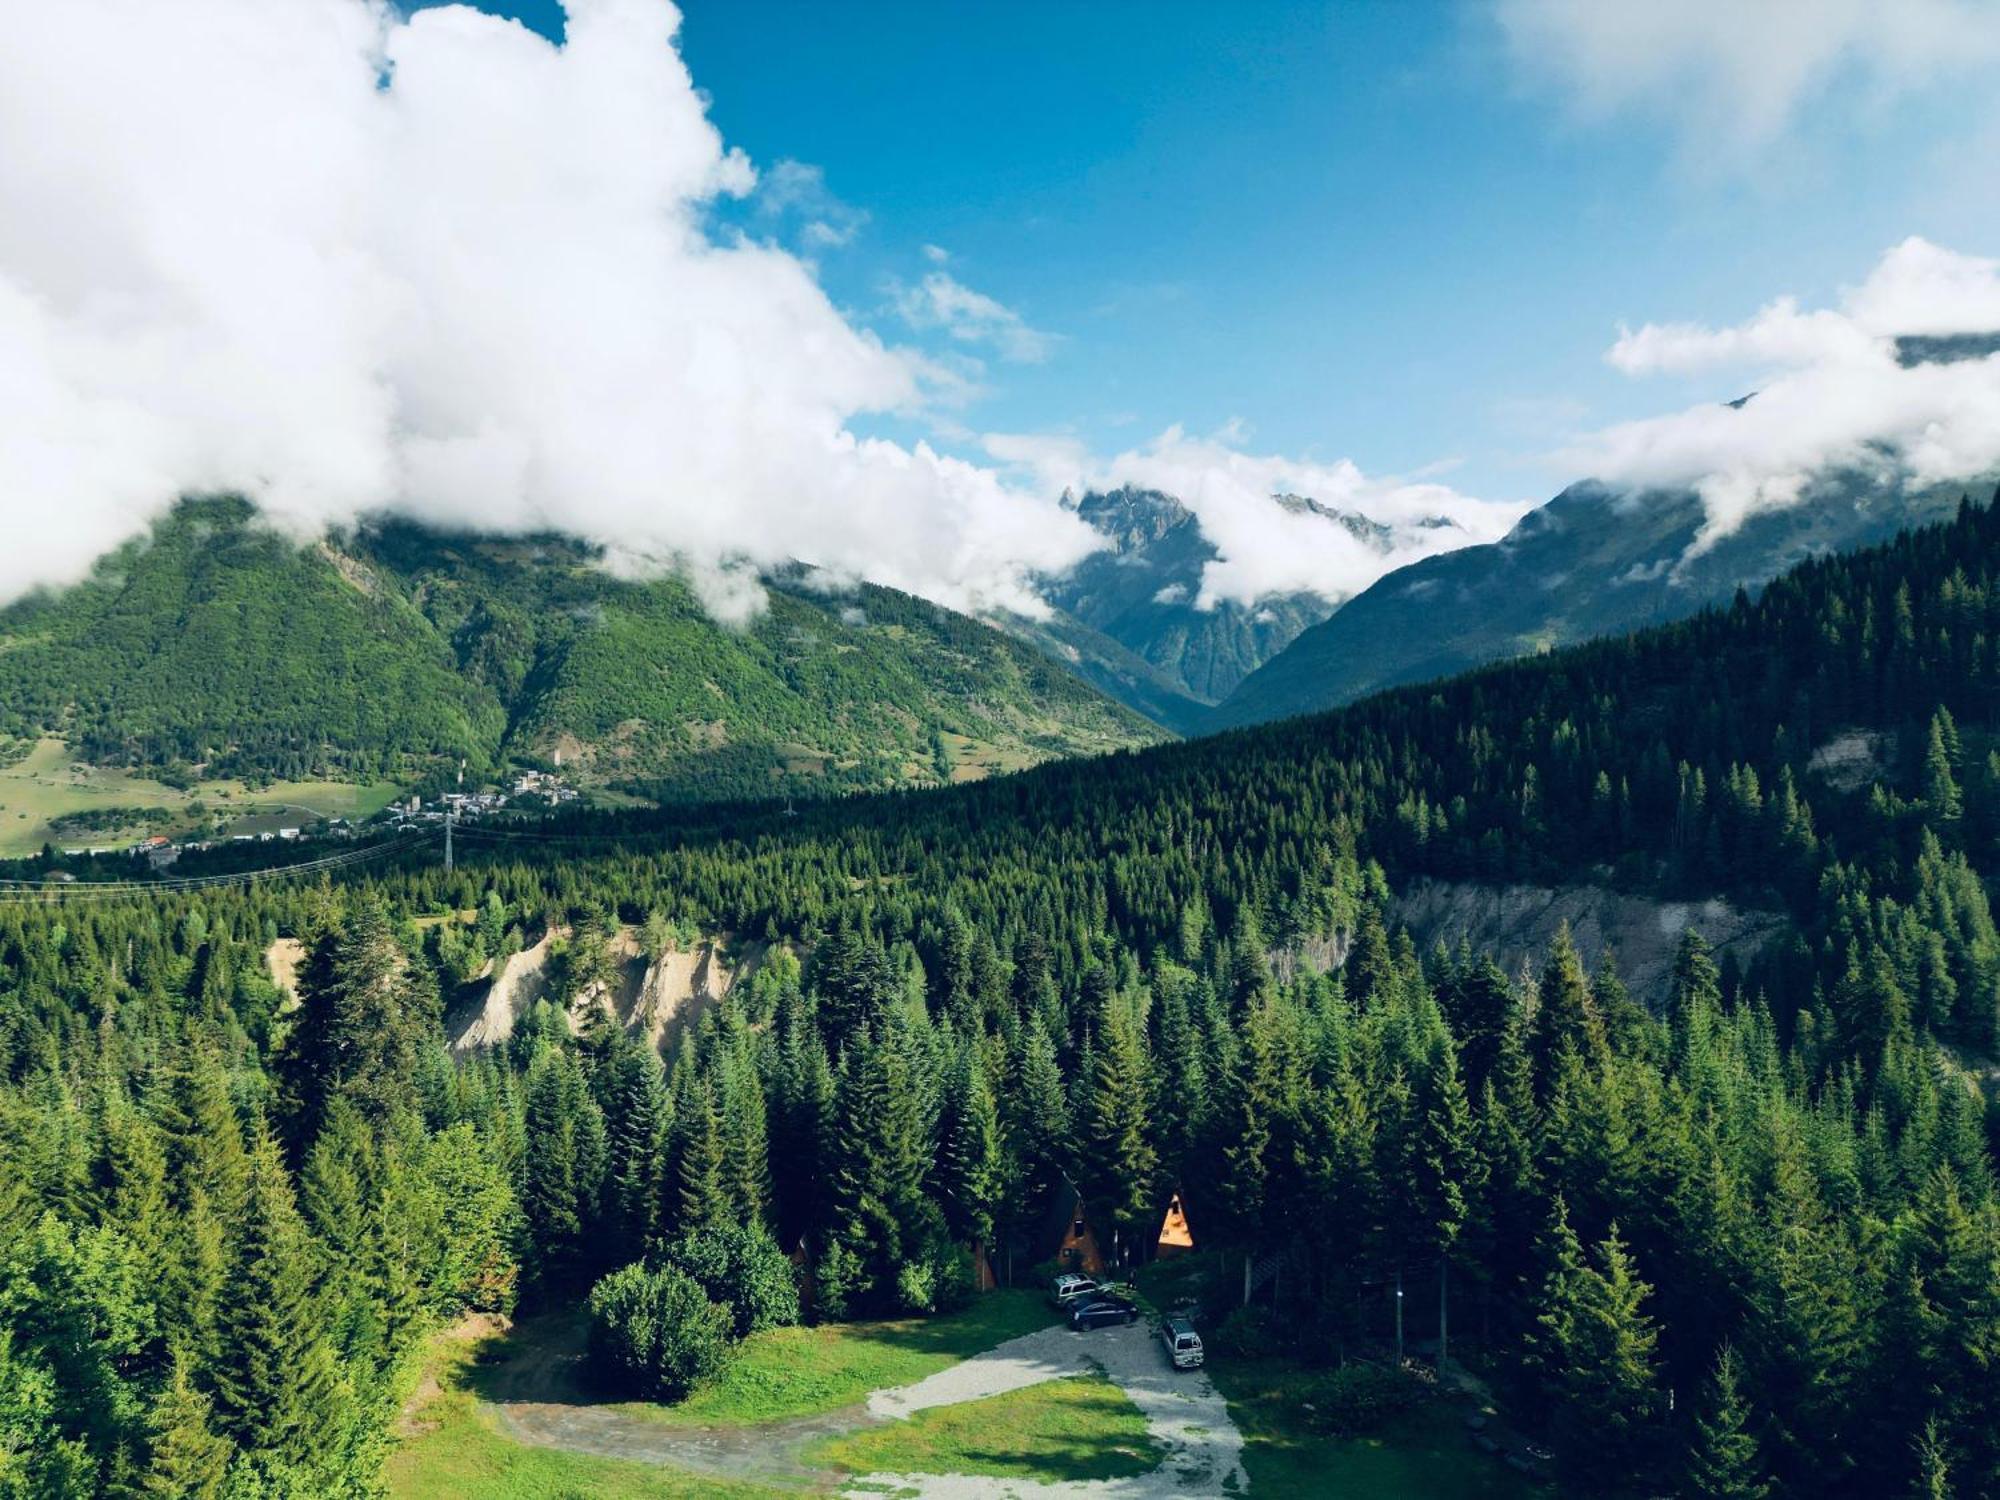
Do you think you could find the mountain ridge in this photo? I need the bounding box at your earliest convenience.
[1209,470,1990,729]
[0,497,1165,802]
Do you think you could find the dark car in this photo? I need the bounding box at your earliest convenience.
[1069,1295,1140,1330]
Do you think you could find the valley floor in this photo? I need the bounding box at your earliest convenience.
[389,1291,1544,1498]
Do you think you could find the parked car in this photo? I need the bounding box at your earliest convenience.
[1048,1272,1101,1309]
[1069,1295,1140,1330]
[1160,1315,1204,1370]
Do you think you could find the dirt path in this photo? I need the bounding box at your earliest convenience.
[490,1399,860,1486]
[473,1317,1246,1497]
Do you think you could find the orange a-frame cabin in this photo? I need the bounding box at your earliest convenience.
[1155,1188,1195,1259]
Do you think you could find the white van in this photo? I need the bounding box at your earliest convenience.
[1160,1315,1204,1370]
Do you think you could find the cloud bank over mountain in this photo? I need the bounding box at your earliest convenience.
[984,426,1530,608]
[0,0,1100,619]
[1565,239,2000,551]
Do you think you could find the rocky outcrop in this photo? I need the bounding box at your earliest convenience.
[447,928,558,1052]
[264,937,305,1003]
[1390,877,1788,1009]
[445,924,766,1055]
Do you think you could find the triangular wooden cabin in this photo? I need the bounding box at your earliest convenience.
[1037,1176,1105,1275]
[1154,1187,1196,1260]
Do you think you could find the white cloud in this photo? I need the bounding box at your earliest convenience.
[890,270,1059,364]
[0,0,1100,619]
[1565,238,2000,550]
[986,426,1531,608]
[1495,0,2000,155]
[757,158,867,249]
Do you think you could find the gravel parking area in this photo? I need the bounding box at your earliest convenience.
[851,1319,1246,1498]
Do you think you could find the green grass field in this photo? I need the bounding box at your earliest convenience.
[1211,1354,1548,1499]
[392,1294,1062,1497]
[473,1289,1055,1429]
[0,737,400,855]
[387,1331,784,1500]
[806,1373,1161,1483]
[642,1290,1053,1426]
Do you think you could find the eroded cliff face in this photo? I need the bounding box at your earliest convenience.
[442,924,767,1054]
[1389,877,1788,1008]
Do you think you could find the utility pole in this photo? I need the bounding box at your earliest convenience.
[444,758,463,875]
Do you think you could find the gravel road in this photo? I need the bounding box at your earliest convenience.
[849,1319,1247,1498]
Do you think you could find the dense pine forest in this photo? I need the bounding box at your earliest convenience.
[9,493,2000,1496]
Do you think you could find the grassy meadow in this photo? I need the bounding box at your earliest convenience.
[0,736,399,856]
[805,1372,1161,1483]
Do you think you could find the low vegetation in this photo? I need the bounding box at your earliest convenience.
[1211,1356,1543,1500]
[620,1289,1052,1428]
[805,1372,1161,1483]
[386,1330,782,1500]
[0,733,399,855]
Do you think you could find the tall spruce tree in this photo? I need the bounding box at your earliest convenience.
[1686,1344,1770,1500]
[210,1127,344,1478]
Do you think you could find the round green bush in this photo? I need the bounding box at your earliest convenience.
[654,1224,801,1337]
[586,1262,734,1402]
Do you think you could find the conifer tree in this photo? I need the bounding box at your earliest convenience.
[1082,1000,1157,1264]
[1925,708,1964,830]
[934,1047,1001,1249]
[519,1048,608,1295]
[211,1127,344,1475]
[1530,926,1604,1086]
[1534,1204,1662,1489]
[605,1046,672,1262]
[671,1081,729,1238]
[143,1355,233,1500]
[1686,1344,1770,1500]
[279,894,433,1151]
[1010,1017,1071,1208]
[1915,1415,1956,1500]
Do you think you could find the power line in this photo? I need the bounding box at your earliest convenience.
[0,833,433,904]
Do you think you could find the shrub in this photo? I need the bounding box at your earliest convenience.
[585,1262,734,1402]
[1210,1305,1288,1360]
[813,1241,863,1323]
[895,1258,937,1315]
[924,1239,977,1314]
[1304,1363,1426,1436]
[654,1224,800,1337]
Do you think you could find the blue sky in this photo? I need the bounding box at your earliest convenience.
[13,1,1995,614]
[441,0,2000,508]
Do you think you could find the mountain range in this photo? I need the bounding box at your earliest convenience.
[2,461,1990,808]
[1209,471,1988,730]
[0,497,1161,803]
[1005,484,1462,731]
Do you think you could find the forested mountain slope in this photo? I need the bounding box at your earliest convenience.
[0,498,1162,801]
[8,494,2000,1497]
[1213,469,1979,729]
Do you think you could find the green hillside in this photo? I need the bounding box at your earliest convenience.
[11,491,2000,1500]
[1213,471,1978,729]
[0,499,1163,802]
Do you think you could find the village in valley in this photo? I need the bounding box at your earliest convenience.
[34,761,582,872]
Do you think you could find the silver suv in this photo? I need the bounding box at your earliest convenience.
[1160,1315,1204,1370]
[1049,1272,1101,1309]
